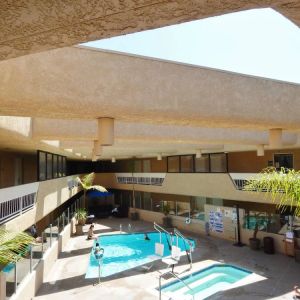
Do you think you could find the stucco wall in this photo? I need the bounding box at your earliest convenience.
[95,173,276,205]
[228,148,300,173]
[3,176,79,232]
[7,221,73,300]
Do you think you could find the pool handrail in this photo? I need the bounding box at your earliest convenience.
[174,228,193,270]
[153,222,172,246]
[159,270,195,300]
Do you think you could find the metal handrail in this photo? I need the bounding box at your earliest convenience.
[174,228,193,270]
[174,228,194,250]
[159,270,195,300]
[154,222,172,245]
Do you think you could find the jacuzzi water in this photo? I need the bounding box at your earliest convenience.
[85,232,194,278]
[161,264,251,300]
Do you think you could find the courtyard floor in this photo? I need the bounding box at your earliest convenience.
[34,218,300,300]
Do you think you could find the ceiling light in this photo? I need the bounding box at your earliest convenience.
[112,157,116,163]
[196,150,202,158]
[157,154,162,160]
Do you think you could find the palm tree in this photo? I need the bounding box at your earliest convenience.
[76,172,107,208]
[244,167,300,216]
[0,229,35,268]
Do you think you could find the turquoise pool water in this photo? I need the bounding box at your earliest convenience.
[161,264,251,299]
[85,232,194,278]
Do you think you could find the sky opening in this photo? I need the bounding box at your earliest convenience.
[83,8,300,84]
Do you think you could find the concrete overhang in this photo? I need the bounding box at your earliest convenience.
[0,1,299,61]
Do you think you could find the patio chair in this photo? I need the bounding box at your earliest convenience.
[161,245,181,272]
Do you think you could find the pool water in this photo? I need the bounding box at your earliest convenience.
[85,232,194,278]
[161,264,251,300]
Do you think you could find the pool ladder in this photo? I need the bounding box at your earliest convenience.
[159,270,195,300]
[174,228,193,271]
[154,222,173,246]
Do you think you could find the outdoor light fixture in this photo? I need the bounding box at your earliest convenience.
[256,144,264,156]
[98,117,114,146]
[157,154,162,160]
[196,150,202,158]
[269,128,282,148]
[112,157,116,163]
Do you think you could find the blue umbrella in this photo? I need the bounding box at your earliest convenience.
[87,190,112,198]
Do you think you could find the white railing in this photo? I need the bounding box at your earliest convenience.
[229,173,258,190]
[116,173,166,186]
[0,182,39,224]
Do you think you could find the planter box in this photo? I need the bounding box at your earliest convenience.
[130,212,139,221]
[75,224,84,235]
[163,216,172,228]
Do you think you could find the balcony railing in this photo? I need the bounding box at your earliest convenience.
[0,182,39,224]
[229,173,259,190]
[116,173,166,186]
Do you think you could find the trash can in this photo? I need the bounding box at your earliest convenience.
[263,236,274,254]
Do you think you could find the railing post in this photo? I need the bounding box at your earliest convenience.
[62,213,65,229]
[57,217,60,233]
[67,208,70,224]
[14,263,17,293]
[50,224,52,247]
[159,275,162,300]
[30,245,33,273]
[41,232,44,255]
[19,197,22,216]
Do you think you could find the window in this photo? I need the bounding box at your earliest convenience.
[38,151,46,181]
[180,155,194,172]
[167,156,179,172]
[195,155,209,172]
[46,153,53,180]
[210,153,227,172]
[274,153,293,170]
[190,197,206,221]
[135,191,142,209]
[53,155,58,178]
[37,150,66,181]
[142,192,152,210]
[176,201,190,217]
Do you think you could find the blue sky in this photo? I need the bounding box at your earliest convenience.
[83,8,300,84]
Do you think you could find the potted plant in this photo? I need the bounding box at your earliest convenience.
[162,203,172,228]
[75,208,87,235]
[249,213,264,250]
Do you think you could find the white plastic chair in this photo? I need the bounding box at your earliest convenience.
[162,245,181,272]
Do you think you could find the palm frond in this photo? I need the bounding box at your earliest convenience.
[82,172,95,187]
[0,229,35,265]
[87,185,107,192]
[244,167,300,216]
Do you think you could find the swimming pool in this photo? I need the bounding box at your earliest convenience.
[85,232,195,278]
[160,264,251,299]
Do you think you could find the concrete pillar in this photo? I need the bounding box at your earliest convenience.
[256,144,264,156]
[98,118,114,146]
[93,140,102,156]
[269,128,282,148]
[0,271,6,300]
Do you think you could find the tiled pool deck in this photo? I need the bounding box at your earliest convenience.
[34,218,300,300]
